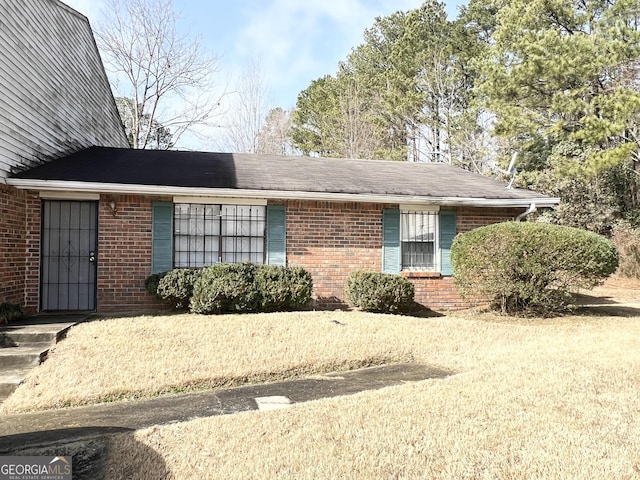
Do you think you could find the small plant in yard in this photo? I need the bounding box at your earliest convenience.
[157,268,201,309]
[345,270,415,314]
[451,221,619,314]
[0,303,26,323]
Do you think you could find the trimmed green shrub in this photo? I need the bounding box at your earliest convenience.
[147,264,314,314]
[283,266,314,310]
[157,269,201,309]
[254,265,313,311]
[451,222,619,314]
[190,263,260,314]
[345,271,415,314]
[144,272,167,300]
[0,303,26,323]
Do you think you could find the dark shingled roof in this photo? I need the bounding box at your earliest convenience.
[12,146,555,204]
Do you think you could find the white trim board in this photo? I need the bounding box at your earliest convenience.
[6,179,560,209]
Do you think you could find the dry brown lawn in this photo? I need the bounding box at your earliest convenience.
[5,277,640,478]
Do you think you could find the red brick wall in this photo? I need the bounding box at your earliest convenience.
[20,193,167,313]
[286,200,385,309]
[457,206,523,233]
[97,194,167,313]
[402,273,467,309]
[286,201,525,311]
[0,184,27,306]
[23,194,41,311]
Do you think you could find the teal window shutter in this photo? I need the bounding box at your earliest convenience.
[382,209,401,273]
[152,202,173,273]
[439,210,457,276]
[266,205,286,265]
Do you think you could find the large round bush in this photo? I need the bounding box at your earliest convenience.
[451,221,619,314]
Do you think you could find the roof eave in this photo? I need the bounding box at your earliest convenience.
[6,179,560,208]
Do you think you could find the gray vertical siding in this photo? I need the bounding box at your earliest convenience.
[0,0,129,179]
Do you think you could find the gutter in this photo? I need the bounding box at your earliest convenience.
[6,179,561,209]
[516,203,537,221]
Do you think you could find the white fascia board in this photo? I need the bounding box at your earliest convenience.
[173,196,267,205]
[6,179,560,208]
[400,204,440,212]
[39,190,100,200]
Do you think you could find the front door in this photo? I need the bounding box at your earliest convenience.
[41,200,98,311]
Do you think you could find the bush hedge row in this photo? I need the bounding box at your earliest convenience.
[146,263,313,314]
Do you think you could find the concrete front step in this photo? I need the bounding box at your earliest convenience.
[0,346,49,369]
[0,316,84,404]
[0,367,32,402]
[0,323,73,348]
[0,331,57,347]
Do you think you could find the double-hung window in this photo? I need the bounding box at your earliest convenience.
[401,210,438,271]
[174,203,266,268]
[382,208,456,275]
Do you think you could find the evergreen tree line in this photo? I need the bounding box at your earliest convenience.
[271,0,640,236]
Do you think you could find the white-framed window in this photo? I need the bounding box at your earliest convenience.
[401,210,439,271]
[174,203,266,268]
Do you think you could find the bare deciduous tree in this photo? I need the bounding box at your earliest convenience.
[218,57,271,153]
[256,108,295,155]
[96,0,221,149]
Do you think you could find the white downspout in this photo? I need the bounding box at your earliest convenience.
[516,203,537,222]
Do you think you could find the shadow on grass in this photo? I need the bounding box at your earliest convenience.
[574,304,640,317]
[0,426,171,480]
[410,303,446,318]
[573,292,640,317]
[572,292,618,305]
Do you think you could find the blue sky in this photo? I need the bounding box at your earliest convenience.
[65,0,466,110]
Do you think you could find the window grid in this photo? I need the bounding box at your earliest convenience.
[174,204,266,268]
[401,211,437,271]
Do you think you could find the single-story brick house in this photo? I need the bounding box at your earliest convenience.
[0,0,560,314]
[6,147,559,312]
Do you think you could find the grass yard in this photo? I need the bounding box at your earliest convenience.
[4,277,640,478]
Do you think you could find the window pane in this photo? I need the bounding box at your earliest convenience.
[401,211,437,271]
[175,203,265,267]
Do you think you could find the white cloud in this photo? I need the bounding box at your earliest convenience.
[234,0,425,108]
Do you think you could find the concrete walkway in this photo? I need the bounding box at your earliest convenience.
[0,363,452,453]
